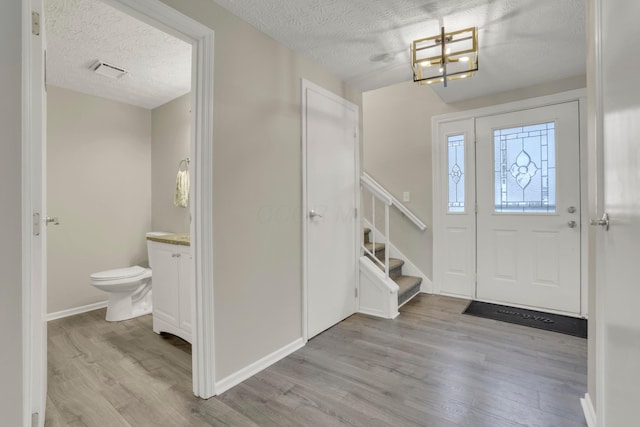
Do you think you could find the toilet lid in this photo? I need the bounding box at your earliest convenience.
[90,266,146,281]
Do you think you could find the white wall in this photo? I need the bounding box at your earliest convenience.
[47,86,152,314]
[0,1,24,424]
[159,0,362,380]
[151,93,191,233]
[363,75,586,280]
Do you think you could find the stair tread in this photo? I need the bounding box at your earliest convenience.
[395,275,422,295]
[372,257,404,271]
[363,242,385,253]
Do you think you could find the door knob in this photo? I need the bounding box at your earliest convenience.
[45,216,60,226]
[568,220,577,228]
[309,210,323,219]
[567,206,576,214]
[590,212,610,231]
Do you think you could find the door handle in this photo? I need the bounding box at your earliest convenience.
[568,220,577,228]
[590,212,609,231]
[309,210,323,219]
[45,216,60,226]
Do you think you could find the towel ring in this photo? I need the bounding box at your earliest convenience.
[178,157,190,172]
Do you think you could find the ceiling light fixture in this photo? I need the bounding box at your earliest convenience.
[410,26,478,87]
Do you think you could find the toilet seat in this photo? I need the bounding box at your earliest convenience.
[90,266,151,290]
[91,265,146,281]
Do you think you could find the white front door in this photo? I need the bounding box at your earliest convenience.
[476,102,581,313]
[303,81,358,339]
[595,0,640,423]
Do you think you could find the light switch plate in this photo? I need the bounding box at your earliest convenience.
[403,191,410,202]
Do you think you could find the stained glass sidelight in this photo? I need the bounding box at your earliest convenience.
[448,134,465,212]
[494,122,556,213]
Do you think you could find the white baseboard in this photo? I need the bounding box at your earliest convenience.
[363,220,432,293]
[46,300,108,321]
[214,337,305,395]
[580,393,597,427]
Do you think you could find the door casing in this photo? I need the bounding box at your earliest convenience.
[432,89,589,317]
[22,2,216,425]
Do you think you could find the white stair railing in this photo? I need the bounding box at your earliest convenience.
[360,174,427,279]
[361,173,427,231]
[361,179,391,278]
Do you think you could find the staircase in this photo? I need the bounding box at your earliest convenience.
[363,227,422,308]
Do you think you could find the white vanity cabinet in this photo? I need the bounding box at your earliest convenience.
[148,239,192,343]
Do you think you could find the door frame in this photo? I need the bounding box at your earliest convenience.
[22,0,216,422]
[301,79,360,342]
[432,89,589,317]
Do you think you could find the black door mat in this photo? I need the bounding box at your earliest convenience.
[463,301,587,338]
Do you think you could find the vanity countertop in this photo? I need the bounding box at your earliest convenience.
[146,233,190,246]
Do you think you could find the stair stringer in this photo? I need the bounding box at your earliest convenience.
[363,219,433,293]
[358,256,400,319]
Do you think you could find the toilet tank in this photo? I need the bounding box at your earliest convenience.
[146,232,171,268]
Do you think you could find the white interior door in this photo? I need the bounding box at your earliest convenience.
[304,81,358,339]
[595,0,640,423]
[26,0,48,424]
[476,102,581,314]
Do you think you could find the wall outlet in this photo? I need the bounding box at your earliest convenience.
[403,191,410,202]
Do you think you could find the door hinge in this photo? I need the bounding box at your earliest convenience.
[355,288,358,298]
[31,412,39,427]
[32,12,40,36]
[474,202,478,214]
[354,207,358,218]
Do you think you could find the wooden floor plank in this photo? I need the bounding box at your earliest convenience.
[46,295,587,426]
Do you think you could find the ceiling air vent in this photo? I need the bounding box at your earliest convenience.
[91,60,128,79]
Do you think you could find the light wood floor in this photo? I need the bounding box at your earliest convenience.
[45,295,587,426]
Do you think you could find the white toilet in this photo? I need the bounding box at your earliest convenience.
[90,231,169,322]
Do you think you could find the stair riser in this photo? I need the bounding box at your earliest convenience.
[398,283,422,306]
[365,254,403,280]
[389,267,403,280]
[363,230,384,245]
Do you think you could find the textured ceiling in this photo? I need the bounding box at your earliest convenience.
[210,0,586,102]
[45,0,192,109]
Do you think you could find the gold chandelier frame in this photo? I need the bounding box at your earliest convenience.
[411,26,478,86]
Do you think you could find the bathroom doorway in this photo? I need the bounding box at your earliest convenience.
[25,0,215,421]
[45,0,193,319]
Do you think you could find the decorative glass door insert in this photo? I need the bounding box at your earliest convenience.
[448,134,465,212]
[494,122,556,213]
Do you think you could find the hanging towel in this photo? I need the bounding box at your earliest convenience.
[174,169,190,208]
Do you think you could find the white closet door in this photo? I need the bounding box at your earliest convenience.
[305,83,358,339]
